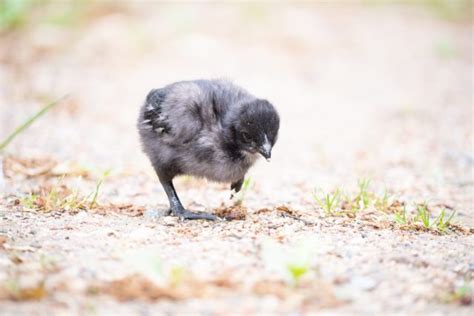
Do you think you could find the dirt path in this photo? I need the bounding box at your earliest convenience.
[1,3,473,315]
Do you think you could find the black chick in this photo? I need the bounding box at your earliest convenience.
[137,79,280,220]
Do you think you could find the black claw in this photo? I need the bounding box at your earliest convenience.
[172,209,217,221]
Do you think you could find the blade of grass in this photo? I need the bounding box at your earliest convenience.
[0,95,68,152]
[394,205,408,225]
[89,170,110,208]
[435,208,456,233]
[416,204,431,228]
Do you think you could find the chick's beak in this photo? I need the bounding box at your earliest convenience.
[258,142,272,162]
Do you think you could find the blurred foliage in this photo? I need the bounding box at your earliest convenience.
[0,0,89,32]
[1,0,471,34]
[0,0,35,30]
[365,0,472,21]
[426,0,472,20]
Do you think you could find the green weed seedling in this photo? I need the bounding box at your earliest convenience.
[434,208,456,233]
[20,193,39,209]
[355,178,371,210]
[394,205,408,225]
[394,203,457,234]
[375,188,391,212]
[313,188,341,216]
[88,169,110,208]
[415,204,432,228]
[286,263,310,286]
[261,239,316,287]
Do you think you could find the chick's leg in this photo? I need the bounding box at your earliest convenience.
[159,178,217,220]
[230,178,244,199]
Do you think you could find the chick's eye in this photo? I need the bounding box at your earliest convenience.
[241,132,251,142]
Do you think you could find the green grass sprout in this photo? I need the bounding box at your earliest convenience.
[375,188,391,212]
[394,205,408,225]
[434,208,456,233]
[356,178,371,210]
[415,204,431,228]
[89,169,111,208]
[286,263,310,286]
[313,188,341,216]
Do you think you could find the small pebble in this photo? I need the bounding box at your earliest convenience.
[144,209,167,218]
[350,275,378,291]
[162,216,178,226]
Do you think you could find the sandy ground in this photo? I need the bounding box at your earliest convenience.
[0,3,473,315]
